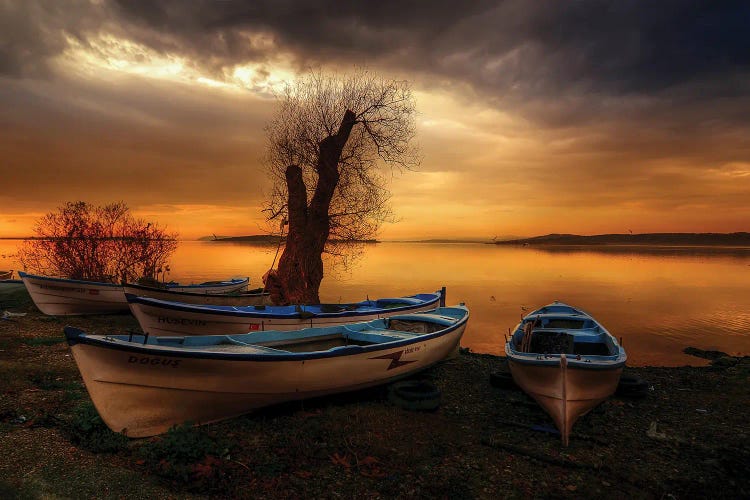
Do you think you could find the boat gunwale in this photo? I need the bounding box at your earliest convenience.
[505,301,627,370]
[158,277,249,289]
[123,282,265,298]
[64,306,469,362]
[19,271,123,288]
[124,291,442,319]
[504,346,627,370]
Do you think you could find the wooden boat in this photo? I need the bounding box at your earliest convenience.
[19,272,249,316]
[505,301,626,445]
[126,290,444,335]
[0,270,13,280]
[122,282,270,306]
[64,304,469,437]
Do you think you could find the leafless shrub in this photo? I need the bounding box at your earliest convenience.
[18,201,178,283]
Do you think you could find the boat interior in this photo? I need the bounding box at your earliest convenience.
[105,308,465,355]
[181,294,435,314]
[512,314,617,356]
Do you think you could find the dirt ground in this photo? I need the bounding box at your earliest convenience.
[1,289,748,499]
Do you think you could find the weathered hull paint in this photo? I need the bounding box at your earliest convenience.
[19,272,249,316]
[21,274,129,315]
[508,357,622,446]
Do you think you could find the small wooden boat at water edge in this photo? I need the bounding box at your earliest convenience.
[0,270,14,280]
[505,301,626,445]
[126,290,444,335]
[122,282,270,306]
[19,272,250,316]
[64,304,469,437]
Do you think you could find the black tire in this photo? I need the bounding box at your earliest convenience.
[616,374,649,398]
[388,380,441,411]
[489,371,517,390]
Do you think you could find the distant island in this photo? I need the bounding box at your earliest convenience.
[202,235,378,244]
[494,232,750,246]
[197,232,750,246]
[202,235,281,244]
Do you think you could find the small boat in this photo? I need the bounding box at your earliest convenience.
[19,272,250,316]
[505,301,626,445]
[122,282,270,307]
[0,270,13,280]
[126,290,444,335]
[64,304,469,437]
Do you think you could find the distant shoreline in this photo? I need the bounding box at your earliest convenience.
[4,232,750,246]
[493,232,750,247]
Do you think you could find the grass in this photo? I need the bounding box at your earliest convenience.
[18,337,65,347]
[0,305,748,498]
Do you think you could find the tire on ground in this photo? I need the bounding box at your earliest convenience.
[489,371,517,389]
[616,374,649,398]
[388,380,441,411]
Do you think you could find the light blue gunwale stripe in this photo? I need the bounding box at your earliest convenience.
[63,305,469,362]
[124,292,442,320]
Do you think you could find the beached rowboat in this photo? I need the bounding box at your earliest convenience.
[126,290,443,335]
[122,282,270,307]
[19,272,249,316]
[0,270,13,280]
[505,301,626,445]
[64,304,469,437]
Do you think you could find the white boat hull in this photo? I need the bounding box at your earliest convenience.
[505,301,627,445]
[68,317,466,437]
[508,357,622,445]
[21,274,128,315]
[19,273,249,316]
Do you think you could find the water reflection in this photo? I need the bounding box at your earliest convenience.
[2,240,748,366]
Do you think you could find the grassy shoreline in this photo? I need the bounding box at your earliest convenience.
[1,290,747,498]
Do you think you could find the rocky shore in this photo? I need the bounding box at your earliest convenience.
[1,289,747,499]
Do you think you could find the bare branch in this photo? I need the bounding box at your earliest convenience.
[17,201,178,282]
[262,69,419,248]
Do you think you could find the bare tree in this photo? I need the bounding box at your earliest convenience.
[263,70,419,304]
[18,201,178,282]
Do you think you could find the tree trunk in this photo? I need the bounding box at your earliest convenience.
[265,110,357,304]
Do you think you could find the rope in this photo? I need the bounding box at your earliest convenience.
[261,219,287,296]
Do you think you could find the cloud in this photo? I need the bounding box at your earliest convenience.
[2,0,750,238]
[100,1,750,121]
[0,72,274,210]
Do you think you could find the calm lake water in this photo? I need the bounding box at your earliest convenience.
[2,240,749,366]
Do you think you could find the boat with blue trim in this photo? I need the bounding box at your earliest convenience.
[505,301,626,445]
[19,272,249,315]
[126,290,444,335]
[64,304,469,437]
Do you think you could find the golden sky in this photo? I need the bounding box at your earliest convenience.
[1,1,749,240]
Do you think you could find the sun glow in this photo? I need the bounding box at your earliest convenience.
[58,34,295,97]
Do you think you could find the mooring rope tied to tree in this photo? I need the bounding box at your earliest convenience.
[261,218,287,297]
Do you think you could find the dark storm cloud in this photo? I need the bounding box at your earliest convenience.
[109,0,750,99]
[0,0,110,77]
[3,0,749,123]
[2,0,750,236]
